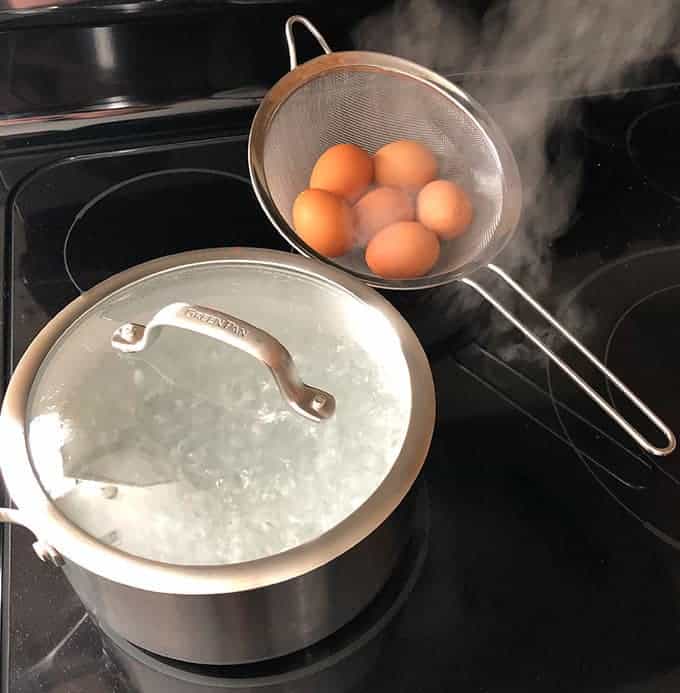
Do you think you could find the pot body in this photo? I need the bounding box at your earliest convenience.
[0,248,434,667]
[62,488,414,665]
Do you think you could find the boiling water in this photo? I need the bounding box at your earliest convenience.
[28,269,411,565]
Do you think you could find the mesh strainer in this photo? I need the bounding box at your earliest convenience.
[248,15,676,457]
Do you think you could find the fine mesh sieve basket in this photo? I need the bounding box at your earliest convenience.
[248,15,676,457]
[249,17,522,289]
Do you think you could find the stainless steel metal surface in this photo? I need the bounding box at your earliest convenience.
[111,302,336,422]
[285,14,331,70]
[249,17,519,290]
[0,247,435,663]
[248,15,676,457]
[65,491,413,665]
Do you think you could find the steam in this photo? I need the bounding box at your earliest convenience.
[353,0,679,357]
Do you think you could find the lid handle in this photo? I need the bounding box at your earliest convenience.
[111,302,335,422]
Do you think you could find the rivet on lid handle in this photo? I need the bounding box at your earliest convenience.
[111,302,336,423]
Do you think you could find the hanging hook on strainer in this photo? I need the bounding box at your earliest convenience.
[248,15,676,457]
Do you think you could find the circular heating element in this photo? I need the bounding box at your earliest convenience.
[606,286,680,433]
[64,168,287,292]
[58,165,479,352]
[627,101,680,201]
[547,246,680,548]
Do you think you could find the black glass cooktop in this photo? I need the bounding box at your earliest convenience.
[6,81,680,693]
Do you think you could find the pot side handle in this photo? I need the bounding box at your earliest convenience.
[111,302,335,422]
[0,508,64,566]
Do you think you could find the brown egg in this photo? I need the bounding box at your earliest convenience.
[374,140,438,190]
[310,144,374,202]
[292,189,353,258]
[417,180,473,239]
[353,187,415,245]
[365,221,440,279]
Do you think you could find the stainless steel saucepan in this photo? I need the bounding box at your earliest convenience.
[0,248,434,665]
[248,15,676,458]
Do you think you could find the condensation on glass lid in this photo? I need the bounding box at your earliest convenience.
[26,262,412,566]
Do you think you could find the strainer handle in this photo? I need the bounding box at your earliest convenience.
[110,302,335,423]
[461,263,676,457]
[285,15,332,70]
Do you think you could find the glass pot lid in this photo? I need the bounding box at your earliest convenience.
[20,250,419,567]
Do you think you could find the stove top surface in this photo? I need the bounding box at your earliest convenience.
[5,77,680,693]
